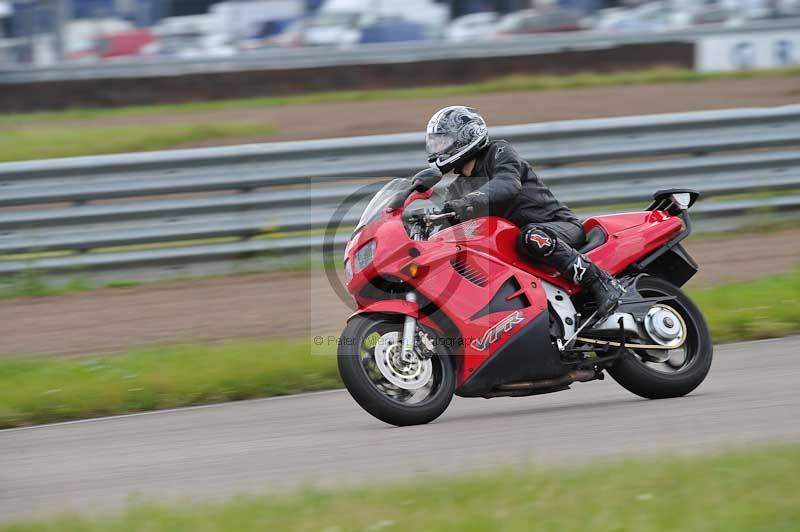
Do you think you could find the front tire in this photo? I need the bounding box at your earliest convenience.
[608,276,713,399]
[338,314,456,426]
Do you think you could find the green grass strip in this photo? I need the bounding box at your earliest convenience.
[0,340,338,429]
[0,122,278,162]
[0,272,94,299]
[3,66,799,125]
[692,266,800,342]
[3,444,799,531]
[0,266,798,429]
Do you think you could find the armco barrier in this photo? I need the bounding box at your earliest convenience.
[1,105,799,281]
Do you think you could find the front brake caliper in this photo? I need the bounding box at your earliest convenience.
[416,330,436,359]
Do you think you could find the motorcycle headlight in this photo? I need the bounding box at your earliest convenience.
[354,240,376,271]
[344,259,353,284]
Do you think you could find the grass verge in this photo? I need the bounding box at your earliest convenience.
[0,340,338,429]
[0,271,95,299]
[4,444,799,531]
[3,67,799,126]
[0,266,799,429]
[1,66,795,161]
[692,266,800,342]
[0,122,277,162]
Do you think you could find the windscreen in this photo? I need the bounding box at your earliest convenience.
[353,178,411,236]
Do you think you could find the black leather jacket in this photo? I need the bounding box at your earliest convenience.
[444,139,580,228]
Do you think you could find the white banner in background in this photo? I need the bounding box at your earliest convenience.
[697,31,800,72]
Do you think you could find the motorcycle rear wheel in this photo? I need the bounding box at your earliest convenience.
[337,314,455,426]
[608,276,713,399]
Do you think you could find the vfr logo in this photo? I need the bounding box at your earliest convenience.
[471,311,524,352]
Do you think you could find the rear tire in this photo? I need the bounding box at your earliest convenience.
[608,276,713,399]
[338,314,455,426]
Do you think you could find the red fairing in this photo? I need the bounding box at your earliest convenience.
[349,299,419,320]
[344,208,683,391]
[584,211,682,274]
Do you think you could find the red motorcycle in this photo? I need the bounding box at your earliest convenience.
[338,171,713,426]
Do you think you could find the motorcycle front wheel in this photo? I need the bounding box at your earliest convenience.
[337,314,455,426]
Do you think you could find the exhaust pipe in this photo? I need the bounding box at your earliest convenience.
[486,369,598,398]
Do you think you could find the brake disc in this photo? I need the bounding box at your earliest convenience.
[373,331,433,390]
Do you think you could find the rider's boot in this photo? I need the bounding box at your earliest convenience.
[574,256,626,321]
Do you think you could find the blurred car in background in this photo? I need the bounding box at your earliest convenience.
[445,12,500,42]
[141,14,236,58]
[689,3,736,26]
[256,0,445,48]
[359,16,430,44]
[492,8,585,38]
[93,29,156,59]
[729,0,800,19]
[302,10,362,47]
[596,0,753,33]
[242,18,305,49]
[594,2,691,32]
[299,0,445,47]
[65,18,134,60]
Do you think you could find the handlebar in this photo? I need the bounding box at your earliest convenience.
[405,210,457,241]
[425,212,457,222]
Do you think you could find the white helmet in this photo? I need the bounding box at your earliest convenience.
[426,106,489,174]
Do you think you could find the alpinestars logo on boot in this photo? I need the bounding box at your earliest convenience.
[471,311,525,351]
[528,233,551,249]
[572,257,587,283]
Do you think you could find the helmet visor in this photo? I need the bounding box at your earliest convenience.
[426,132,455,158]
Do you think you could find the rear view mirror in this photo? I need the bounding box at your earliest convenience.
[649,189,699,214]
[671,193,693,210]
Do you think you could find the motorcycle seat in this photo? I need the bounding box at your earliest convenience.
[578,226,607,254]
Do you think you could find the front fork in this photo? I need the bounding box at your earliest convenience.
[401,291,417,361]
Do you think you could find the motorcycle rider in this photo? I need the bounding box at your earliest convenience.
[426,105,624,320]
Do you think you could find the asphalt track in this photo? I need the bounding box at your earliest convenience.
[2,336,799,522]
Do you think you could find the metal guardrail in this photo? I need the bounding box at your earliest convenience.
[2,18,800,84]
[1,105,799,281]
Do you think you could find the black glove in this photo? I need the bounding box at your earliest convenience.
[443,197,474,221]
[444,191,488,221]
[410,168,442,191]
